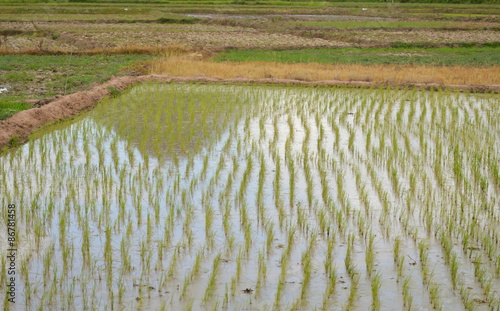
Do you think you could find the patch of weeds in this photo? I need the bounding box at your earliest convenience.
[0,101,31,120]
[107,86,121,98]
[4,72,32,82]
[8,136,21,148]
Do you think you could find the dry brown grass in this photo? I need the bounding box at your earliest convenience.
[0,45,191,56]
[149,55,500,86]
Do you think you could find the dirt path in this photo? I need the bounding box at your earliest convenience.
[1,74,498,150]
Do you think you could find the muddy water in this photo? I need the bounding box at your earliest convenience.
[0,84,498,310]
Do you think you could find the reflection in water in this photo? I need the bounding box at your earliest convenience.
[92,83,246,160]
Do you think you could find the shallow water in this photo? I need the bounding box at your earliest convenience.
[0,85,10,94]
[0,84,499,310]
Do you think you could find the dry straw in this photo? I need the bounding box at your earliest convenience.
[149,54,500,86]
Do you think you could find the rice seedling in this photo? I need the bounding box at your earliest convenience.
[429,282,442,310]
[371,272,381,311]
[255,251,267,297]
[346,268,360,310]
[0,83,498,310]
[203,253,222,303]
[402,276,413,310]
[365,232,375,277]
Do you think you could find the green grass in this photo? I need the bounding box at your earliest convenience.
[215,46,500,66]
[286,20,483,29]
[0,0,497,3]
[0,54,153,119]
[0,101,31,120]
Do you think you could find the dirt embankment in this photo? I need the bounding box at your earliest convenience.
[1,75,499,151]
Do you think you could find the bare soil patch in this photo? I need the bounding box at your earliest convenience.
[0,21,345,52]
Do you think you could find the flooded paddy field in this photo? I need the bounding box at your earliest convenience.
[0,84,499,310]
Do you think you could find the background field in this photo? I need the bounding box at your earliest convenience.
[0,1,499,118]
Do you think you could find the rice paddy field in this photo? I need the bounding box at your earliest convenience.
[1,83,499,310]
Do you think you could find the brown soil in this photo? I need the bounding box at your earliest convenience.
[1,74,498,151]
[0,21,345,52]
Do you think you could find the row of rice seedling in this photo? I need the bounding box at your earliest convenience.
[0,83,498,310]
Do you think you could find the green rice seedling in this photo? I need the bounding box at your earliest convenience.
[288,157,296,208]
[317,208,330,236]
[236,249,244,281]
[301,250,312,299]
[285,227,296,257]
[287,114,295,142]
[335,209,346,235]
[458,283,474,311]
[255,251,267,297]
[325,235,336,276]
[365,232,375,277]
[205,205,214,242]
[304,157,314,208]
[192,250,203,279]
[323,265,337,308]
[231,275,237,297]
[180,272,191,299]
[402,276,413,310]
[418,240,429,265]
[393,237,401,262]
[166,245,180,279]
[345,234,355,277]
[429,282,441,310]
[274,270,284,309]
[2,83,499,310]
[257,153,266,219]
[58,209,67,245]
[289,297,302,311]
[244,223,252,254]
[223,204,231,239]
[348,129,355,153]
[61,241,72,274]
[297,205,306,231]
[371,272,382,311]
[266,222,275,255]
[450,253,459,289]
[120,236,131,273]
[346,268,360,310]
[203,253,222,303]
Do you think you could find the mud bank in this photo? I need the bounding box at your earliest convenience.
[1,74,498,150]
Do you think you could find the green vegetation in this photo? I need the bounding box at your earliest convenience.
[0,54,152,119]
[285,20,495,29]
[0,101,31,120]
[0,0,498,308]
[215,46,500,66]
[1,84,499,309]
[0,0,498,4]
[0,2,498,19]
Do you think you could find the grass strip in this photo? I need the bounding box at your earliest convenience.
[215,46,500,67]
[0,54,153,120]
